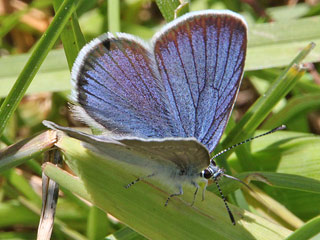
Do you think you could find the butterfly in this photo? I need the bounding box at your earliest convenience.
[44,9,247,225]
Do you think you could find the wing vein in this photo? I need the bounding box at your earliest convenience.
[157,52,188,135]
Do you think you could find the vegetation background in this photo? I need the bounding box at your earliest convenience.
[0,0,320,239]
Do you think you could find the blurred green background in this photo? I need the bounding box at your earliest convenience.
[0,0,320,239]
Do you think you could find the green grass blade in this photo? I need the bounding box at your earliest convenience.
[248,17,320,47]
[53,0,86,70]
[0,0,78,137]
[285,216,320,240]
[3,169,42,205]
[237,172,320,193]
[0,131,56,173]
[154,0,181,21]
[0,50,69,98]
[43,162,90,201]
[266,4,310,21]
[87,206,109,240]
[0,200,39,228]
[108,0,121,33]
[207,171,320,197]
[246,16,320,70]
[262,93,320,129]
[236,129,320,180]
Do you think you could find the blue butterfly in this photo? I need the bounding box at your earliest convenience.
[44,9,247,225]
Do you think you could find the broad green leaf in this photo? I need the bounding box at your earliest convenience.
[42,162,90,201]
[42,135,292,240]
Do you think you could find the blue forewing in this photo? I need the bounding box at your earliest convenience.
[153,11,247,152]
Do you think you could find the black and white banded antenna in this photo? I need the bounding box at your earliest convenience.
[210,125,286,163]
[214,178,235,224]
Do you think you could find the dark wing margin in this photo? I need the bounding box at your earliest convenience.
[153,10,247,152]
[71,33,178,138]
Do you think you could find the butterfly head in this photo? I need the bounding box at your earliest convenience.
[200,161,225,181]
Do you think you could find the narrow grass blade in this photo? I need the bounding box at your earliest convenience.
[42,162,90,201]
[53,0,86,70]
[262,93,320,129]
[285,216,320,240]
[87,206,109,240]
[243,185,304,230]
[0,130,57,172]
[155,0,182,21]
[225,129,320,225]
[236,172,320,194]
[0,50,69,98]
[108,0,121,33]
[2,169,42,205]
[246,16,320,70]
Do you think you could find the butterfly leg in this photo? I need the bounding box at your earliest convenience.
[165,185,183,206]
[125,173,156,189]
[190,181,199,206]
[202,180,208,201]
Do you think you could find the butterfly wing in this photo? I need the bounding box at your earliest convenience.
[118,138,210,175]
[43,121,210,176]
[71,33,178,138]
[153,10,247,152]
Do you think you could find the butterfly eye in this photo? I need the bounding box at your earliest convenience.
[200,169,212,179]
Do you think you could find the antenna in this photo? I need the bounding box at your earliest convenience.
[210,125,286,163]
[214,177,235,225]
